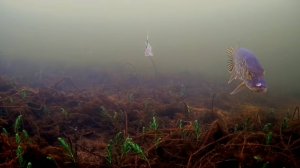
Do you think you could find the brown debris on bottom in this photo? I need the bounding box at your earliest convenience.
[0,76,299,168]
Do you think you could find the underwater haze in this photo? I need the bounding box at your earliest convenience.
[0,0,300,97]
[1,1,300,168]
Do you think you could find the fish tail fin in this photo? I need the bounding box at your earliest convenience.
[226,47,235,72]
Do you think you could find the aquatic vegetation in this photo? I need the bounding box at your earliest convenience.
[0,72,299,167]
[281,117,289,129]
[13,115,32,168]
[2,128,8,136]
[122,137,148,161]
[58,137,77,165]
[265,131,273,145]
[183,102,192,118]
[105,132,150,167]
[14,116,30,144]
[262,162,269,168]
[254,156,269,168]
[26,162,32,168]
[253,155,263,161]
[178,119,183,129]
[16,132,21,144]
[193,120,201,140]
[14,114,23,133]
[13,123,31,168]
[106,143,113,166]
[46,156,59,167]
[22,129,30,142]
[262,123,272,132]
[100,106,123,132]
[149,116,158,131]
[16,145,25,167]
[20,89,28,100]
[105,132,123,166]
[280,106,299,130]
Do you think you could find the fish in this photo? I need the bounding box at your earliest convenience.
[144,34,154,57]
[227,47,267,95]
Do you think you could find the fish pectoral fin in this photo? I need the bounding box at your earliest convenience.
[228,73,236,84]
[230,82,245,95]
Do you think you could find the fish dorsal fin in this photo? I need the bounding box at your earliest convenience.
[226,47,235,72]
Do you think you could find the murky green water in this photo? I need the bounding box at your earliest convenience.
[0,0,299,98]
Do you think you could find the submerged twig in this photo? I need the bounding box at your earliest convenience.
[292,106,299,120]
[211,93,216,113]
[148,57,158,77]
[123,110,128,138]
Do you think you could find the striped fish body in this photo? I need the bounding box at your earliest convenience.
[227,48,267,95]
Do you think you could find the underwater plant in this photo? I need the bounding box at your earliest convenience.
[262,123,272,132]
[46,156,59,167]
[16,145,25,167]
[100,106,123,133]
[26,162,32,168]
[265,131,273,145]
[14,115,23,133]
[2,127,8,136]
[178,119,190,140]
[149,116,158,131]
[15,132,21,144]
[0,62,300,168]
[183,102,192,118]
[178,119,183,129]
[13,115,32,168]
[14,115,31,145]
[254,156,269,168]
[105,132,150,167]
[20,89,28,100]
[262,162,269,168]
[193,120,201,140]
[122,137,148,161]
[105,132,125,166]
[57,137,77,165]
[106,143,113,166]
[22,130,30,142]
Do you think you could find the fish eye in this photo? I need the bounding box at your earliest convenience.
[256,83,262,87]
